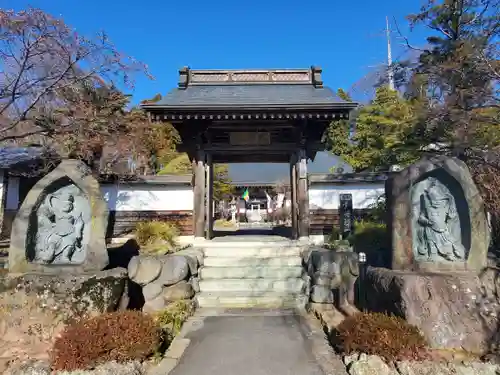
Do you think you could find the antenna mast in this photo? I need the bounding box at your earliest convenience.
[386,16,395,90]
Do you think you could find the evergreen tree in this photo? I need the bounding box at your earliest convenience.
[326,87,418,171]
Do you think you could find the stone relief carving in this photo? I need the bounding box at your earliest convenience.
[412,176,466,262]
[32,183,90,265]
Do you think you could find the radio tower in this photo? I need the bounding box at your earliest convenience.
[386,16,395,90]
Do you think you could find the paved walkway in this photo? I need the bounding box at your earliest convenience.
[171,313,326,375]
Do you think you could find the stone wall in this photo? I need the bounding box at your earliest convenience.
[127,248,203,312]
[341,353,499,375]
[303,247,360,315]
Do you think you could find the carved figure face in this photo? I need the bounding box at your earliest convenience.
[426,178,449,204]
[50,193,75,213]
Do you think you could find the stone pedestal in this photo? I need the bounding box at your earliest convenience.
[363,267,499,354]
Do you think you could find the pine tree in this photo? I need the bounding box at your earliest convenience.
[326,87,418,171]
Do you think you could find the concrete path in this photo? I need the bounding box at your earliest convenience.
[170,312,326,375]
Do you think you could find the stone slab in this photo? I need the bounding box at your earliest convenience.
[203,256,302,268]
[8,159,109,274]
[164,338,191,360]
[199,265,303,279]
[198,278,305,293]
[195,291,301,309]
[147,357,179,375]
[386,156,490,272]
[203,246,302,258]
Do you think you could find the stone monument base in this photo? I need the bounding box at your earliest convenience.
[362,267,500,354]
[1,267,128,319]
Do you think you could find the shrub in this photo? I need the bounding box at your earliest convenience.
[155,300,194,342]
[348,220,389,265]
[134,220,179,252]
[332,312,428,361]
[50,310,161,371]
[327,226,341,243]
[214,218,236,228]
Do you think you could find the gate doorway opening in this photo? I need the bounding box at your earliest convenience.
[142,67,356,240]
[214,164,293,239]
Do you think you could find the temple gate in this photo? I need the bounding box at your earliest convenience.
[142,67,356,240]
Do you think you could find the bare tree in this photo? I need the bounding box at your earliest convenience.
[0,8,154,166]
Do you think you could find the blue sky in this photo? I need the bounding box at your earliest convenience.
[7,0,430,105]
[6,0,430,180]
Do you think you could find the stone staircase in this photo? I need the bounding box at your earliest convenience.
[194,239,308,309]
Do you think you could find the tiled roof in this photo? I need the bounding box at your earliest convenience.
[142,67,357,110]
[149,84,351,109]
[308,172,391,184]
[0,147,49,169]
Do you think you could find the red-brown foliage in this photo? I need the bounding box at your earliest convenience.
[50,310,161,371]
[332,312,429,361]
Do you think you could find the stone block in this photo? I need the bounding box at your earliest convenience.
[142,282,163,301]
[162,281,194,302]
[306,248,359,307]
[8,159,109,274]
[175,248,204,270]
[310,285,334,303]
[363,267,499,353]
[128,256,162,286]
[164,338,190,359]
[190,276,200,293]
[348,355,396,375]
[142,295,166,314]
[157,256,190,286]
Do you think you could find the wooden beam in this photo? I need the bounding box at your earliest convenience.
[204,143,298,152]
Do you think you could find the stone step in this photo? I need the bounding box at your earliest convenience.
[199,278,305,293]
[195,240,296,248]
[199,266,303,279]
[195,291,305,309]
[203,246,303,258]
[203,256,302,268]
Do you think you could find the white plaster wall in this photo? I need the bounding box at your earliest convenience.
[100,183,193,211]
[309,183,385,210]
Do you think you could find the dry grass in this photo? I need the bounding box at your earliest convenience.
[135,221,180,254]
[50,311,161,371]
[332,312,429,362]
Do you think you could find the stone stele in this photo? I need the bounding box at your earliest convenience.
[386,156,490,272]
[8,159,109,273]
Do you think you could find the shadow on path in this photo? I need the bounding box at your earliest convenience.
[211,225,293,241]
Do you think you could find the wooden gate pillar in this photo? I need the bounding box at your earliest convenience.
[296,149,310,239]
[205,152,214,239]
[289,153,298,239]
[193,149,206,238]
